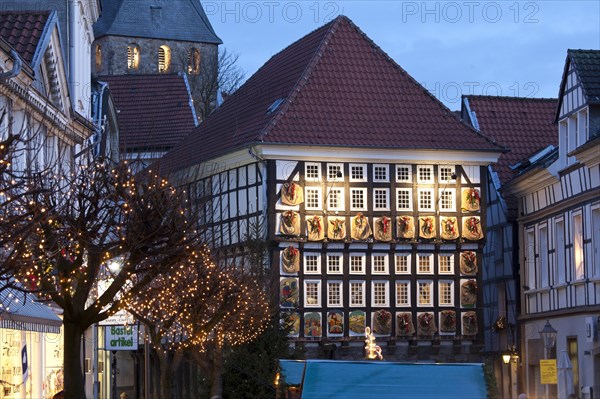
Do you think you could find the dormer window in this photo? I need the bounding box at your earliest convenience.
[187,48,201,75]
[127,44,140,71]
[158,45,171,73]
[95,44,102,71]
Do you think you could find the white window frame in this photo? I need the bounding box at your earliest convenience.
[349,280,366,307]
[395,254,412,274]
[417,280,433,307]
[395,280,411,307]
[371,254,389,275]
[304,280,321,307]
[439,165,456,183]
[371,281,389,307]
[373,188,390,211]
[349,163,367,182]
[438,280,454,306]
[304,186,322,210]
[349,253,366,275]
[327,163,344,181]
[326,187,345,211]
[396,188,413,211]
[303,252,322,274]
[438,188,456,212]
[438,253,454,274]
[417,253,434,274]
[395,164,412,183]
[327,281,343,307]
[327,253,344,275]
[373,164,390,182]
[417,165,434,184]
[350,188,368,211]
[418,188,435,212]
[305,162,321,182]
[592,206,600,278]
[526,227,536,290]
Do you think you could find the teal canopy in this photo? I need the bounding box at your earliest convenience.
[280,360,487,399]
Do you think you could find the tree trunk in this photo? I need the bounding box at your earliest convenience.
[157,350,173,399]
[63,320,85,399]
[210,342,223,399]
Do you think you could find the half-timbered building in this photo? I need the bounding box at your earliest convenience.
[461,95,557,397]
[503,49,600,399]
[160,16,504,361]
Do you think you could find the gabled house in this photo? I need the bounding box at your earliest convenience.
[159,16,504,362]
[99,73,198,170]
[503,49,600,399]
[461,95,557,398]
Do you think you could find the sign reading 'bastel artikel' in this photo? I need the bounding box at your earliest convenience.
[105,325,138,351]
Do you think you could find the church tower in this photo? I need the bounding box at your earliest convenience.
[92,0,221,77]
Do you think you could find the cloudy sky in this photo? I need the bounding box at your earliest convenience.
[205,0,599,110]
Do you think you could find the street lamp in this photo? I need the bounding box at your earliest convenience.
[539,320,557,357]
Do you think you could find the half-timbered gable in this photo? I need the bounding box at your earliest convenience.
[503,49,600,399]
[462,95,557,398]
[160,16,503,362]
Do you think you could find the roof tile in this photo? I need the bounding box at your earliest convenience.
[0,11,50,63]
[99,74,197,152]
[161,16,502,173]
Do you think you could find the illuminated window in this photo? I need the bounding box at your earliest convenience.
[305,187,321,210]
[327,188,344,211]
[372,281,389,306]
[395,254,411,274]
[327,163,343,180]
[350,281,365,306]
[438,281,454,306]
[327,281,342,306]
[439,188,455,211]
[127,44,140,70]
[439,166,455,182]
[439,254,454,274]
[373,188,389,210]
[350,254,365,274]
[396,188,412,211]
[418,188,434,211]
[349,164,366,182]
[372,254,389,274]
[417,165,434,183]
[304,253,321,274]
[350,188,367,211]
[417,254,433,274]
[417,280,433,306]
[304,280,321,307]
[396,165,412,182]
[327,254,343,274]
[555,218,566,283]
[305,162,320,181]
[187,47,201,75]
[95,44,102,71]
[573,212,584,280]
[158,45,171,72]
[373,164,389,182]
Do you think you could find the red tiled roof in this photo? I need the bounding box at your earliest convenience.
[0,11,50,64]
[464,95,558,186]
[99,74,197,153]
[161,16,501,173]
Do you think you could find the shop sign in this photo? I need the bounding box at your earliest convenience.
[540,359,557,384]
[105,325,138,351]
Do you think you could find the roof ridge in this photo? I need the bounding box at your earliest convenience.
[258,16,345,141]
[464,94,558,102]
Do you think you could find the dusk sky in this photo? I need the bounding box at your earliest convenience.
[205,0,599,110]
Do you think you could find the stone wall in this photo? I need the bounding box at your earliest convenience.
[93,36,218,77]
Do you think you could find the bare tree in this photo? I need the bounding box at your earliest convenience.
[180,47,246,122]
